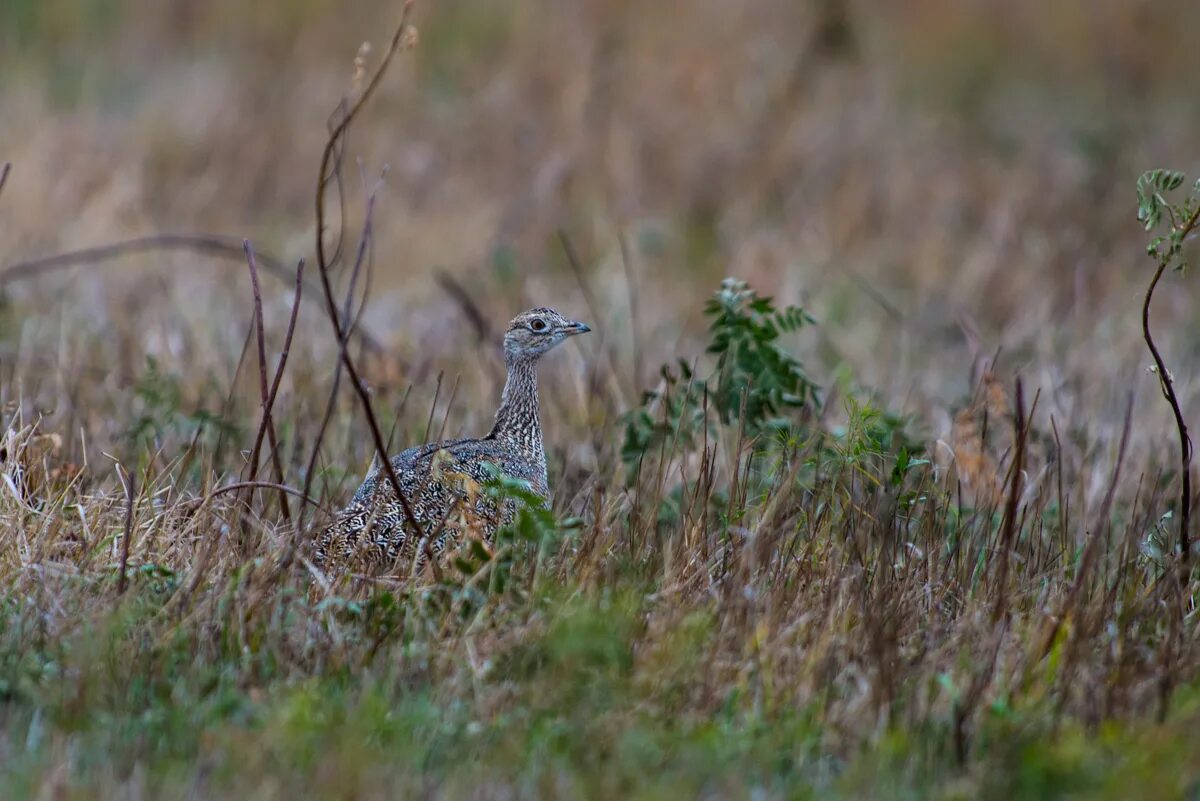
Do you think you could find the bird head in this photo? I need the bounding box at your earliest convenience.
[502,307,591,361]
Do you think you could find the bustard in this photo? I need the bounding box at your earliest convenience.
[316,307,590,571]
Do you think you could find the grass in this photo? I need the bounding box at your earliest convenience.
[1,1,1200,798]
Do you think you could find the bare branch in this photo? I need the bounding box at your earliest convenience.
[242,241,297,522]
[306,2,428,560]
[298,171,386,531]
[0,234,386,355]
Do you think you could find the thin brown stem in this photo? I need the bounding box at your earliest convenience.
[198,480,329,514]
[1031,390,1133,666]
[243,241,292,522]
[991,378,1027,624]
[117,465,136,595]
[0,234,386,355]
[1141,202,1200,579]
[247,257,307,521]
[298,171,383,533]
[311,2,427,548]
[315,1,414,272]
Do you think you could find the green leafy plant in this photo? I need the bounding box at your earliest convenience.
[620,279,819,473]
[127,356,239,451]
[1137,169,1200,268]
[449,464,581,599]
[705,278,820,426]
[822,395,929,517]
[619,360,709,469]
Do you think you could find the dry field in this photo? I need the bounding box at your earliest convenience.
[1,1,1199,798]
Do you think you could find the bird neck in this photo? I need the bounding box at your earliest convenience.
[490,355,544,464]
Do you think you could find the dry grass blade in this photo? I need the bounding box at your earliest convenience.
[116,465,136,595]
[436,270,495,345]
[1035,389,1135,663]
[557,229,629,406]
[991,377,1027,624]
[197,480,329,514]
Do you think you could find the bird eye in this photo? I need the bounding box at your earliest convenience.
[530,318,547,332]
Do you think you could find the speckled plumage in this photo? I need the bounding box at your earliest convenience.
[315,307,589,572]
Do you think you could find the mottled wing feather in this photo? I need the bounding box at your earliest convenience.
[315,436,548,573]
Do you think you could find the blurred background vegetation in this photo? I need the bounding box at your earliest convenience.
[0,1,1197,455]
[7,0,1200,352]
[3,0,1200,445]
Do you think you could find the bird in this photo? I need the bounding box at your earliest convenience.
[315,307,591,573]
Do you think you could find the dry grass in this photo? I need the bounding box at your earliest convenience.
[0,1,1199,798]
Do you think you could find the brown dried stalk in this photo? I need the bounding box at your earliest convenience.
[298,166,385,532]
[116,465,137,595]
[309,2,430,557]
[198,480,328,514]
[0,234,386,355]
[991,378,1027,624]
[1141,205,1200,576]
[242,241,293,522]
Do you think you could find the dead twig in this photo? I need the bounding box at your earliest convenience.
[258,257,305,506]
[195,480,329,515]
[242,241,292,522]
[1141,205,1199,579]
[298,166,385,531]
[309,1,430,563]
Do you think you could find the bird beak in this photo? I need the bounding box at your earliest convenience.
[565,320,591,335]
